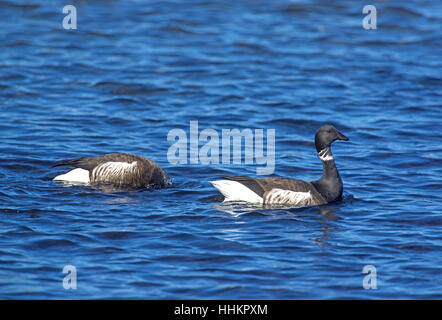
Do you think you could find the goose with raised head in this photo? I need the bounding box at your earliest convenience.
[210,125,349,207]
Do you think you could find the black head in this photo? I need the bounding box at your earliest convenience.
[314,125,349,152]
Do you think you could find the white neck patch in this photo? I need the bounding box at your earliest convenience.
[318,148,334,161]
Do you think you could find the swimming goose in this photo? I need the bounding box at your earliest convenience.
[210,125,349,206]
[53,153,170,188]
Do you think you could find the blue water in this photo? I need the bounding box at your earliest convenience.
[0,0,441,299]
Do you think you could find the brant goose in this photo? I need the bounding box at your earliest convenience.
[53,153,170,188]
[210,125,349,207]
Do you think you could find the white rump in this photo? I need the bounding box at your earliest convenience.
[210,180,263,204]
[53,168,90,183]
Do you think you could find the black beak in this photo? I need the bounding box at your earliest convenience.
[336,130,349,141]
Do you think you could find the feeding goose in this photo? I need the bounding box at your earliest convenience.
[53,153,171,188]
[210,125,349,207]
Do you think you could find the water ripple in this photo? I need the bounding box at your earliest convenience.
[0,0,440,299]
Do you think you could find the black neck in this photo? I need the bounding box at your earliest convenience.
[312,147,343,202]
[320,148,339,179]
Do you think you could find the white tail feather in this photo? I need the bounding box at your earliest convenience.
[53,168,90,183]
[210,180,263,203]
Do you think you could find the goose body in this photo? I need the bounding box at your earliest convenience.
[210,125,349,207]
[53,153,170,188]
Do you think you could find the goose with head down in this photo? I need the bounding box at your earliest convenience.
[210,125,349,207]
[53,153,170,188]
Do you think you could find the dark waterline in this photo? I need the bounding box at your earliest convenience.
[0,0,441,299]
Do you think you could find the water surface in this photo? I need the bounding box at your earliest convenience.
[0,0,441,299]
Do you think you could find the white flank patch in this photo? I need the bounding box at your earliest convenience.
[318,148,334,161]
[91,161,137,180]
[53,168,90,183]
[210,180,263,204]
[265,188,312,205]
